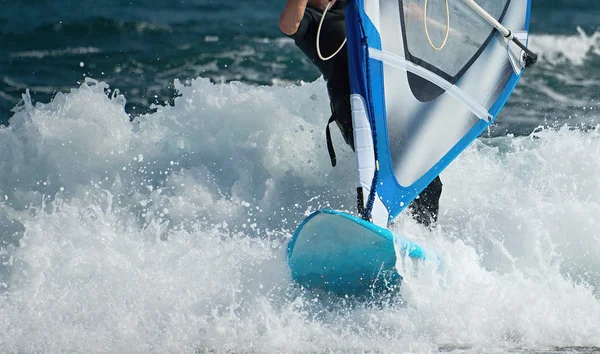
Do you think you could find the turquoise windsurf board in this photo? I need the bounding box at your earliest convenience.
[287,209,436,295]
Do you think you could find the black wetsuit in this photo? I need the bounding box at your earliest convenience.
[287,2,354,148]
[284,1,443,227]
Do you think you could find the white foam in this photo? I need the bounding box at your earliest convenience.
[395,127,600,351]
[1,79,599,352]
[530,28,600,66]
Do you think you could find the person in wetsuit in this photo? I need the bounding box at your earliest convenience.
[278,0,443,227]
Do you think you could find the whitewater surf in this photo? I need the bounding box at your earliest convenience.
[0,75,598,352]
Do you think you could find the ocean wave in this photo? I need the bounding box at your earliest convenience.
[0,78,599,352]
[20,18,175,36]
[531,27,600,66]
[9,46,102,60]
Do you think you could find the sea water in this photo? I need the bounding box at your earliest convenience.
[1,0,600,352]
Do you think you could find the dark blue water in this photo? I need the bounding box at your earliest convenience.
[1,0,599,133]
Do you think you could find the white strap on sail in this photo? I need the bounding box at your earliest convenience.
[369,48,493,122]
[351,94,389,228]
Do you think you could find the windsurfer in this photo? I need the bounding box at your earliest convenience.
[279,0,443,227]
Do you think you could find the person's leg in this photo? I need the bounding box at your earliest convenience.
[331,95,354,150]
[408,176,443,228]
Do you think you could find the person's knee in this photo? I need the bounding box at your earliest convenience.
[409,176,442,227]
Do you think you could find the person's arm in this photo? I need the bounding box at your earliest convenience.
[279,0,309,35]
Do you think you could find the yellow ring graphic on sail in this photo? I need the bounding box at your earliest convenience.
[424,0,450,51]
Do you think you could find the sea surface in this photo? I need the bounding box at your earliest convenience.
[1,0,600,353]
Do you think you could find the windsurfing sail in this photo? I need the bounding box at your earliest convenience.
[346,0,533,226]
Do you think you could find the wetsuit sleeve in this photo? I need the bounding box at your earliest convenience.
[286,10,314,41]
